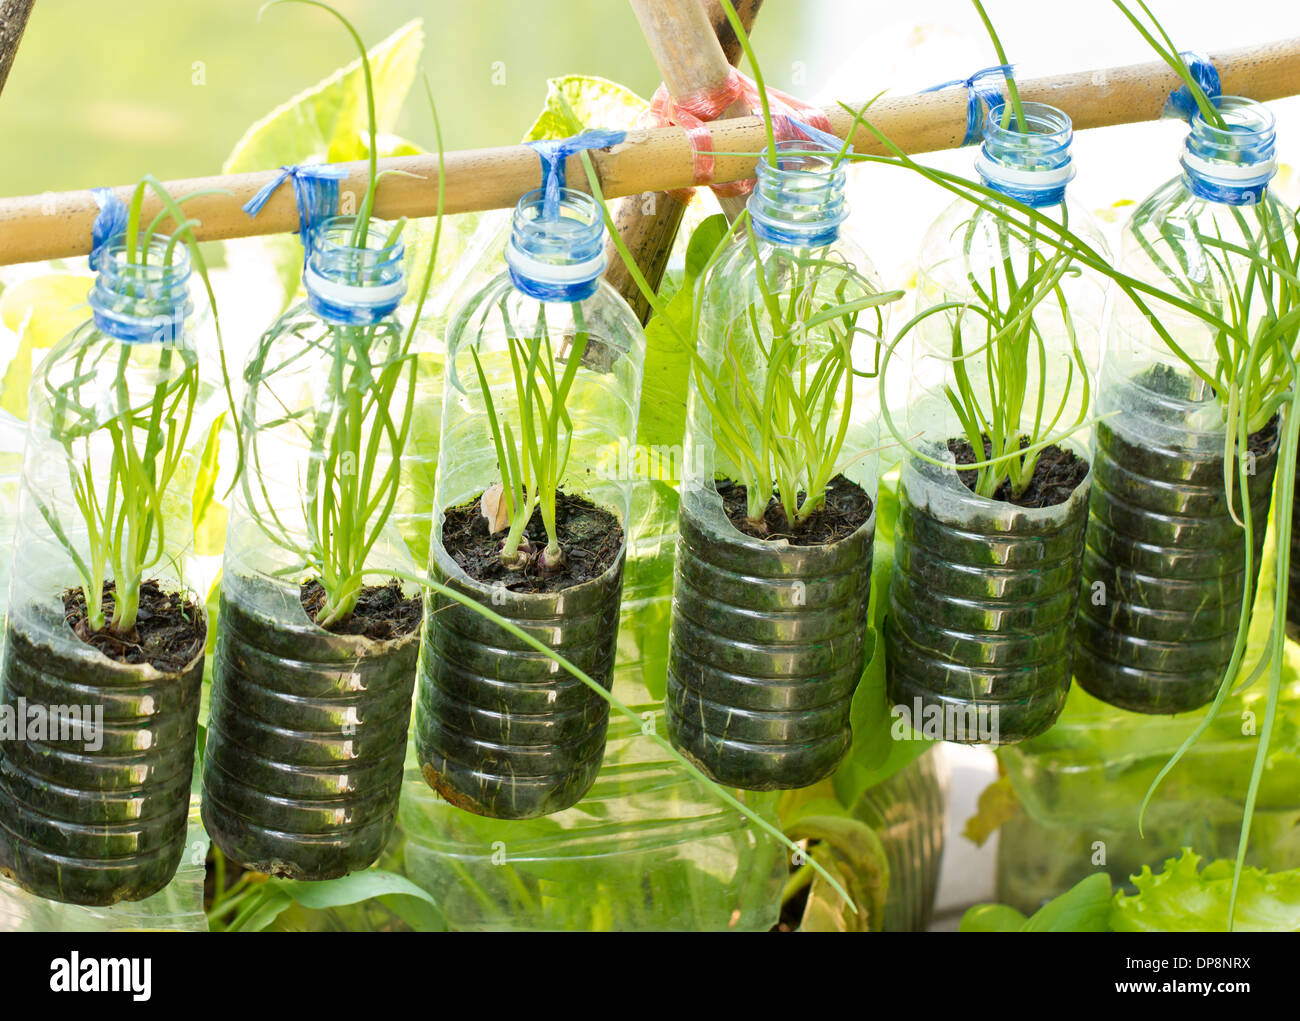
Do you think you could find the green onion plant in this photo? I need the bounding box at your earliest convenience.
[38,178,230,636]
[242,0,445,628]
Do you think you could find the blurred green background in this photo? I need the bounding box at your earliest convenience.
[0,0,839,196]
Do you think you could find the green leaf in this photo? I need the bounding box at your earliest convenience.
[221,19,425,310]
[192,412,226,556]
[0,274,93,420]
[523,75,648,143]
[227,890,293,932]
[959,903,1030,932]
[960,872,1112,933]
[1111,849,1300,933]
[635,214,728,450]
[786,814,890,931]
[962,774,1020,847]
[272,869,440,912]
[223,19,424,174]
[1024,872,1112,931]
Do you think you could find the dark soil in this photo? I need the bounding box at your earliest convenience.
[948,436,1089,509]
[1246,414,1280,457]
[299,578,422,640]
[1137,365,1278,457]
[717,474,873,546]
[63,579,205,673]
[441,490,623,594]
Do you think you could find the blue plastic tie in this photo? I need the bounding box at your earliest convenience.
[524,129,627,220]
[89,188,128,271]
[777,116,851,156]
[242,163,349,256]
[1164,52,1221,121]
[87,187,192,343]
[923,64,1015,146]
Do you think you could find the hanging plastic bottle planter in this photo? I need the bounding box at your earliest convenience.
[1074,96,1291,715]
[415,131,646,820]
[202,206,434,879]
[201,2,448,879]
[0,186,210,904]
[884,101,1106,745]
[666,138,897,791]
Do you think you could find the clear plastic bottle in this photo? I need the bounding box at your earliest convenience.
[416,186,645,819]
[887,102,1105,744]
[0,238,205,904]
[203,216,428,879]
[1075,96,1293,714]
[668,140,884,790]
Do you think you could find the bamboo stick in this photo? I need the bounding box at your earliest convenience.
[2,36,1299,267]
[607,0,761,321]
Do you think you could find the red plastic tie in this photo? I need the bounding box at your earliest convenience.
[646,67,834,202]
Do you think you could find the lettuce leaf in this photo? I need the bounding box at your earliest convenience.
[1111,849,1300,932]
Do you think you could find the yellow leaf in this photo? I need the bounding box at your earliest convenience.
[0,274,93,419]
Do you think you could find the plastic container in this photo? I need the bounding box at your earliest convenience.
[668,488,874,789]
[887,103,1102,745]
[1076,98,1292,713]
[0,239,205,904]
[402,481,787,930]
[667,140,886,791]
[0,774,209,931]
[415,186,645,820]
[998,676,1300,912]
[886,445,1091,744]
[203,216,427,879]
[853,746,948,932]
[1074,373,1278,712]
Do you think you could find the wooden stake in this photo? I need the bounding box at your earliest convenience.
[2,37,1299,267]
[606,0,762,322]
[0,0,35,97]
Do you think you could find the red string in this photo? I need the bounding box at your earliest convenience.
[646,67,834,202]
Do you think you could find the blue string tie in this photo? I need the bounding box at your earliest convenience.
[509,130,626,301]
[242,163,350,256]
[1164,52,1221,122]
[923,64,1015,146]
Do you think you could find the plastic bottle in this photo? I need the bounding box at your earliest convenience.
[416,183,645,819]
[887,101,1105,744]
[1075,96,1293,714]
[0,238,205,904]
[668,139,884,790]
[203,215,426,879]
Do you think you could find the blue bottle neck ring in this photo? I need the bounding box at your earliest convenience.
[975,101,1076,209]
[1181,96,1277,206]
[747,140,848,248]
[506,188,608,303]
[89,237,193,345]
[304,216,407,326]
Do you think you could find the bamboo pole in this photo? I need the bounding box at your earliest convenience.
[607,0,761,321]
[2,37,1299,266]
[0,0,35,97]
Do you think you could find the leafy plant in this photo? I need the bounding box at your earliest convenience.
[457,297,589,570]
[241,0,445,627]
[839,0,1300,927]
[36,178,229,636]
[963,848,1300,932]
[884,4,1093,499]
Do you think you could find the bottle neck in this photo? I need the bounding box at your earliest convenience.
[304,216,407,325]
[89,238,193,345]
[975,102,1075,209]
[505,188,607,302]
[1180,96,1277,206]
[746,141,848,248]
